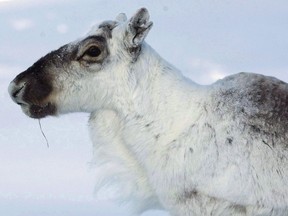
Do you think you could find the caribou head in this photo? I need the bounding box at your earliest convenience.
[8,8,153,118]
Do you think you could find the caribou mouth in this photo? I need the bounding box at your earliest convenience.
[9,79,57,119]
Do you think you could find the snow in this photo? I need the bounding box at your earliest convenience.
[0,0,287,215]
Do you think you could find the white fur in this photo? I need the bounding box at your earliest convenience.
[9,8,288,216]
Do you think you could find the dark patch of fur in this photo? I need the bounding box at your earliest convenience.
[155,134,160,140]
[189,147,194,153]
[145,121,153,127]
[128,46,141,62]
[226,137,233,145]
[250,125,261,133]
[184,190,198,200]
[135,115,143,119]
[229,204,247,214]
[215,73,288,147]
[14,57,54,107]
[81,35,106,44]
[30,103,56,119]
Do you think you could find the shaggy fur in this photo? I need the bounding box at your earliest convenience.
[9,8,288,215]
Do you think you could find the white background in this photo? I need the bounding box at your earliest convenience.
[1,0,288,215]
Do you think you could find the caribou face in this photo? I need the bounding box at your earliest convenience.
[8,8,153,119]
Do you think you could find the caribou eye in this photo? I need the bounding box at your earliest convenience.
[84,46,101,57]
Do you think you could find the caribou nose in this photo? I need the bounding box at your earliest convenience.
[8,80,27,105]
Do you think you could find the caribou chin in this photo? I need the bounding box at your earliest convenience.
[24,103,56,119]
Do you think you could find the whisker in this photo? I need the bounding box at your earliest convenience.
[38,119,49,148]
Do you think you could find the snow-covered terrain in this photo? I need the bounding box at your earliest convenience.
[1,0,287,215]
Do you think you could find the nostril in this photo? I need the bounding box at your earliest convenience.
[12,85,24,98]
[8,81,26,101]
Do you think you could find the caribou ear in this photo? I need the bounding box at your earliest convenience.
[127,8,153,47]
[116,13,127,22]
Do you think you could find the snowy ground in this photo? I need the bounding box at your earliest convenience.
[1,0,288,215]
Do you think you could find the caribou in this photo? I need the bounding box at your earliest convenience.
[8,8,288,216]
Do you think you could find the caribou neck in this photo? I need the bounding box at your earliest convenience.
[107,43,207,137]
